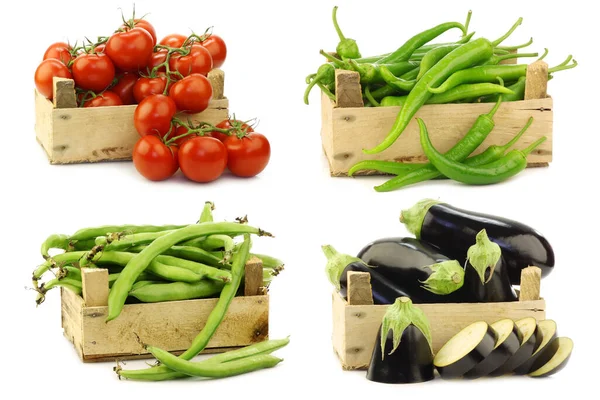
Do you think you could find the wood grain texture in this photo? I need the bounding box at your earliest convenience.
[53,77,77,109]
[519,266,542,301]
[347,271,373,305]
[208,69,225,100]
[525,61,549,100]
[244,256,264,296]
[81,268,109,307]
[335,70,364,108]
[332,292,546,370]
[61,288,84,360]
[321,92,553,176]
[35,69,228,164]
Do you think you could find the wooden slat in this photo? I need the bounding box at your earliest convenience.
[525,61,549,100]
[346,271,373,305]
[335,70,364,108]
[53,77,77,109]
[81,268,109,307]
[322,93,553,176]
[61,288,84,360]
[208,69,225,100]
[35,89,55,159]
[244,256,263,296]
[519,266,542,301]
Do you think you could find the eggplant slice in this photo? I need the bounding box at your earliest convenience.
[434,321,496,378]
[529,337,573,378]
[514,320,558,374]
[464,319,521,378]
[490,317,539,376]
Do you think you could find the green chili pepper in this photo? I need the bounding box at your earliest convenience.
[418,118,547,185]
[303,63,336,105]
[481,51,539,66]
[373,98,502,192]
[116,234,252,380]
[497,37,533,51]
[379,66,416,92]
[332,6,361,59]
[429,64,530,94]
[128,280,225,303]
[368,67,420,101]
[347,59,418,84]
[365,18,523,154]
[348,160,419,176]
[377,21,467,64]
[363,86,380,107]
[417,37,475,80]
[380,82,512,107]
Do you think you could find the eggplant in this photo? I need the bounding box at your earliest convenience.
[464,319,522,378]
[367,297,434,384]
[401,199,555,284]
[459,230,518,303]
[434,321,496,379]
[489,317,540,376]
[357,237,464,303]
[529,337,573,378]
[324,245,463,304]
[324,245,409,304]
[514,320,558,374]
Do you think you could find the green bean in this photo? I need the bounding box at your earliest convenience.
[157,255,231,282]
[41,234,70,259]
[110,273,156,289]
[129,280,225,303]
[60,265,82,280]
[36,279,82,305]
[147,348,282,378]
[116,234,252,380]
[199,201,214,223]
[129,245,229,268]
[33,251,86,279]
[107,224,267,322]
[96,230,176,251]
[202,337,290,364]
[70,224,187,241]
[70,238,96,251]
[251,253,284,269]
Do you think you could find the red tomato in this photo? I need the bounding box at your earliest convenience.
[43,42,73,65]
[34,59,73,100]
[179,136,227,183]
[106,27,154,71]
[146,50,168,74]
[83,91,124,107]
[72,53,115,92]
[133,75,168,103]
[122,19,157,45]
[112,72,139,104]
[223,133,271,177]
[132,136,179,181]
[212,119,254,142]
[199,35,227,68]
[159,33,187,48]
[169,44,213,77]
[169,74,212,113]
[133,94,177,137]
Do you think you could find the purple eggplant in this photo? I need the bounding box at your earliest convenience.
[401,200,555,284]
[367,297,434,384]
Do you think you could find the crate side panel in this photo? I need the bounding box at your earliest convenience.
[61,288,85,360]
[35,90,55,160]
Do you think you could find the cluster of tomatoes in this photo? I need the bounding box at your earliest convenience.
[34,12,271,183]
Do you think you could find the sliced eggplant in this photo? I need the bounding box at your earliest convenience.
[514,320,558,374]
[459,230,518,303]
[400,199,555,284]
[434,321,496,378]
[529,337,573,378]
[464,319,521,378]
[357,237,464,303]
[367,297,434,384]
[490,317,540,376]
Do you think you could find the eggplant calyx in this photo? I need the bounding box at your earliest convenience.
[380,297,433,358]
[400,199,442,239]
[322,245,365,291]
[420,260,465,295]
[467,229,501,284]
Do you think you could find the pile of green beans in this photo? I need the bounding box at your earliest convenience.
[32,202,284,307]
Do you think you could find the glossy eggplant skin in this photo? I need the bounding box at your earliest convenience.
[367,324,434,384]
[421,204,555,284]
[357,238,461,303]
[459,256,518,303]
[339,262,410,305]
[490,321,540,376]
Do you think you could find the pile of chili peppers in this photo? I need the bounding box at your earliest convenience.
[305,8,577,190]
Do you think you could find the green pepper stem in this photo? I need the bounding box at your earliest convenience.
[498,117,534,153]
[466,229,501,284]
[332,6,346,41]
[497,37,533,51]
[522,136,547,156]
[463,10,472,37]
[322,245,364,291]
[364,86,380,107]
[319,50,344,68]
[495,51,539,62]
[380,297,433,357]
[492,17,523,47]
[316,82,336,102]
[420,260,465,295]
[538,48,549,61]
[487,97,503,118]
[549,58,578,74]
[400,199,442,239]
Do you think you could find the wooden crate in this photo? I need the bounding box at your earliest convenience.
[61,257,269,362]
[332,267,546,370]
[35,69,229,164]
[321,61,553,176]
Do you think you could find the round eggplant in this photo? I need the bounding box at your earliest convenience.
[323,245,409,304]
[529,337,573,378]
[514,320,558,374]
[357,237,464,303]
[489,317,540,376]
[464,319,521,378]
[434,321,496,378]
[459,230,518,303]
[401,199,555,284]
[367,297,434,384]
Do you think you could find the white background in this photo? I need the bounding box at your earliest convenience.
[0,0,597,398]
